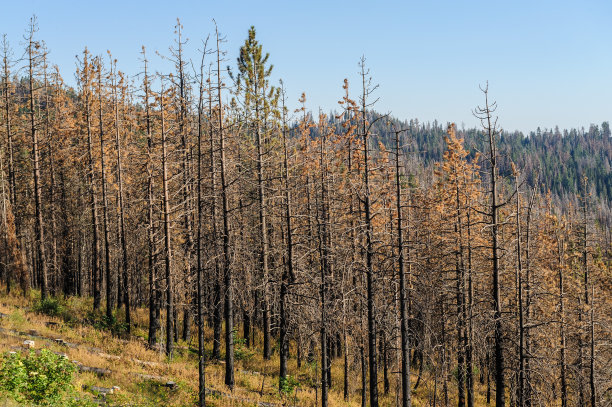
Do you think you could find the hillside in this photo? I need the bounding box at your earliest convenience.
[0,289,498,406]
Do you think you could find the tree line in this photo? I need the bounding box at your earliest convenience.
[359,115,612,207]
[0,17,610,407]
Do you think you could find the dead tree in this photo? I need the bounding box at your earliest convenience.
[160,75,174,357]
[278,80,295,390]
[317,113,330,407]
[95,57,112,319]
[556,219,568,407]
[358,57,381,407]
[215,23,234,389]
[513,167,525,407]
[26,17,48,299]
[43,59,58,295]
[170,20,194,342]
[195,37,209,407]
[208,65,222,360]
[110,56,131,332]
[473,83,506,407]
[141,47,160,346]
[1,36,16,210]
[79,48,101,310]
[392,126,412,407]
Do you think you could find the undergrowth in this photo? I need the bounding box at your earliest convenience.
[0,349,95,406]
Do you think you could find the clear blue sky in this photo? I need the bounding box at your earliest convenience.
[2,0,611,133]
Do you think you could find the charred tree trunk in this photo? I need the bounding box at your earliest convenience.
[216,27,234,389]
[111,60,130,333]
[28,22,48,300]
[81,50,101,310]
[318,122,329,407]
[195,42,208,407]
[523,187,536,407]
[514,174,526,407]
[278,85,294,390]
[41,60,58,296]
[475,86,505,407]
[254,87,271,361]
[96,60,112,320]
[361,345,367,407]
[160,77,174,357]
[174,22,194,344]
[393,128,412,407]
[1,151,27,295]
[142,48,159,346]
[207,69,222,360]
[360,59,379,407]
[1,38,16,212]
[558,232,567,407]
[589,285,596,407]
[466,203,475,407]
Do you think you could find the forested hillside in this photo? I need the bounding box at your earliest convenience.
[0,17,610,407]
[358,115,612,206]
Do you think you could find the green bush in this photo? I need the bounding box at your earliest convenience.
[34,298,64,318]
[33,297,84,326]
[279,375,300,395]
[33,297,77,325]
[86,311,128,335]
[0,349,90,406]
[232,331,253,361]
[0,353,28,399]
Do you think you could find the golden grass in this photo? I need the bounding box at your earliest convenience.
[0,287,495,406]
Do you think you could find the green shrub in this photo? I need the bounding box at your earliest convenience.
[0,349,91,406]
[33,297,76,325]
[86,311,128,335]
[232,331,253,361]
[34,298,64,318]
[0,353,28,400]
[279,375,300,395]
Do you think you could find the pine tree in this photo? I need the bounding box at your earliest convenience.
[230,26,275,360]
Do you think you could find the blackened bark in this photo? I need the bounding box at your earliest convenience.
[27,23,48,300]
[216,26,234,389]
[394,128,412,406]
[96,60,112,320]
[160,77,174,357]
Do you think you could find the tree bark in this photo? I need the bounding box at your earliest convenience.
[394,128,412,406]
[174,22,194,344]
[318,120,329,407]
[557,231,567,407]
[111,60,130,332]
[278,85,294,391]
[96,60,112,320]
[27,23,48,300]
[1,39,16,212]
[160,77,174,357]
[514,173,525,407]
[216,26,234,389]
[195,43,207,407]
[81,50,101,310]
[477,86,505,407]
[360,59,379,407]
[142,48,159,346]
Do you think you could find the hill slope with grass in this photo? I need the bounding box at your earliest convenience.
[0,289,496,406]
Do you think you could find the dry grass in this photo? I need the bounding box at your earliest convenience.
[0,287,493,406]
